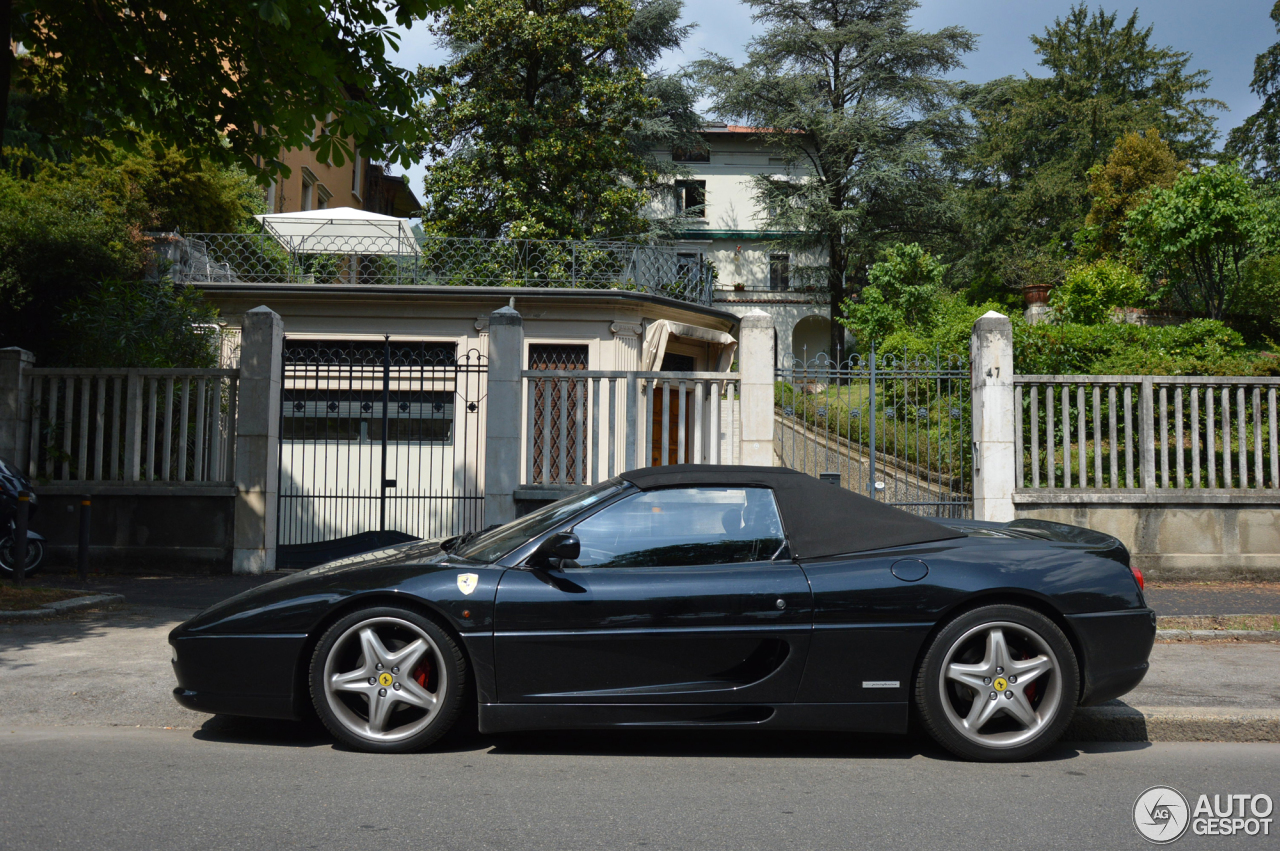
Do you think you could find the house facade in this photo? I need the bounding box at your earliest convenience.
[654,123,846,366]
[258,121,421,218]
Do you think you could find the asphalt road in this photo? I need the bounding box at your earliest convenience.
[2,600,1278,850]
[0,726,1276,851]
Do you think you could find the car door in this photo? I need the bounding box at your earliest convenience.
[493,486,813,704]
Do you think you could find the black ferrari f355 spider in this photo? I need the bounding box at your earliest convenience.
[171,465,1155,761]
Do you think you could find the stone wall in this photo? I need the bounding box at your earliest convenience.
[35,487,235,573]
[1013,494,1280,581]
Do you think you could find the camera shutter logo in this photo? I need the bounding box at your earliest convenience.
[1134,786,1190,844]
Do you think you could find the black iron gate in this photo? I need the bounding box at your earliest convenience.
[776,348,972,518]
[277,338,487,567]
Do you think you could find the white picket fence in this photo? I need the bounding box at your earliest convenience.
[1015,374,1280,491]
[521,371,742,486]
[26,368,239,483]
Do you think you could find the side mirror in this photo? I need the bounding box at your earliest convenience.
[530,531,580,568]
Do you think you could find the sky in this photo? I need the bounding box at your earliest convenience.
[389,0,1279,198]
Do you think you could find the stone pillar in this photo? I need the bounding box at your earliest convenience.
[738,309,776,467]
[971,310,1016,523]
[233,307,283,574]
[484,306,524,527]
[0,348,35,473]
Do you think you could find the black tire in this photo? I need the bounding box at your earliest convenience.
[309,605,466,753]
[0,535,45,579]
[915,604,1079,762]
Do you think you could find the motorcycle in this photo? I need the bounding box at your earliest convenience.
[0,456,45,579]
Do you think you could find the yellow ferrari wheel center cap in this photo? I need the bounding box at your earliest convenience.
[378,672,394,687]
[993,677,1008,692]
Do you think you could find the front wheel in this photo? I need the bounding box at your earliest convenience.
[0,535,45,579]
[915,604,1079,762]
[309,606,466,753]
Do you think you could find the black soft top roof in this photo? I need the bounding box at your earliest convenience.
[618,465,964,559]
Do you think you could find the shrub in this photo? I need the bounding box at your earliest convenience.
[57,279,219,369]
[1050,259,1148,323]
[1014,318,1277,376]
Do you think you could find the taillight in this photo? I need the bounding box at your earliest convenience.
[1131,565,1144,591]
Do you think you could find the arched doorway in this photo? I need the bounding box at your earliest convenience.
[791,314,832,364]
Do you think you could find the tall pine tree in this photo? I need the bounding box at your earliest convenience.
[1226,2,1280,181]
[962,4,1220,290]
[696,0,974,361]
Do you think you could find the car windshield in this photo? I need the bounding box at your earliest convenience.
[452,480,629,563]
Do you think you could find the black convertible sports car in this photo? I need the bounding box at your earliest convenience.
[171,465,1155,761]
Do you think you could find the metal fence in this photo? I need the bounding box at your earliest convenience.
[775,351,972,517]
[278,339,487,547]
[25,369,238,484]
[168,232,715,306]
[1015,375,1280,491]
[521,371,741,486]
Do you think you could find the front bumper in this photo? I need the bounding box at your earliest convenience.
[1066,608,1157,706]
[170,634,307,720]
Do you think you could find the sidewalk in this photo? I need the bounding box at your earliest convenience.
[1144,582,1280,616]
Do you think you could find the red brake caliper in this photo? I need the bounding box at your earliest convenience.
[414,659,431,688]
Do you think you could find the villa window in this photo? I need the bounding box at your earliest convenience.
[676,252,701,282]
[672,145,710,163]
[301,168,317,211]
[675,180,706,217]
[769,254,791,291]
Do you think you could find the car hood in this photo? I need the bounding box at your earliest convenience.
[173,539,492,636]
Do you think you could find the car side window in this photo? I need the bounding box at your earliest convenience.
[571,487,786,568]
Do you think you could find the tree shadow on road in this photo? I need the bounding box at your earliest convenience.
[0,607,189,665]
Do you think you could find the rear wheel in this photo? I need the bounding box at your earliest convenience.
[309,606,466,753]
[0,535,45,579]
[915,604,1078,762]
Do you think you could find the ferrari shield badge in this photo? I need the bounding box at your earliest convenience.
[457,573,479,596]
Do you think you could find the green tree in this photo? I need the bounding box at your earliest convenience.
[1125,163,1279,320]
[0,145,259,358]
[617,0,705,215]
[1226,2,1280,180]
[696,0,975,363]
[961,4,1220,287]
[1080,130,1186,257]
[7,0,459,181]
[839,243,946,345]
[416,0,668,239]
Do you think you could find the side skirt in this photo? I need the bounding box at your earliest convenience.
[478,702,908,735]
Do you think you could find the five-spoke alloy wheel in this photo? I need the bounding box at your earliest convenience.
[916,604,1079,761]
[309,606,466,753]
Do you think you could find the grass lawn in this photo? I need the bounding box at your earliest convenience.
[0,583,87,611]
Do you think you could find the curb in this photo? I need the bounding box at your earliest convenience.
[0,593,126,621]
[1067,704,1280,743]
[1156,629,1280,642]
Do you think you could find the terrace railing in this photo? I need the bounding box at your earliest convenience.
[1015,375,1280,491]
[25,368,239,484]
[168,233,716,306]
